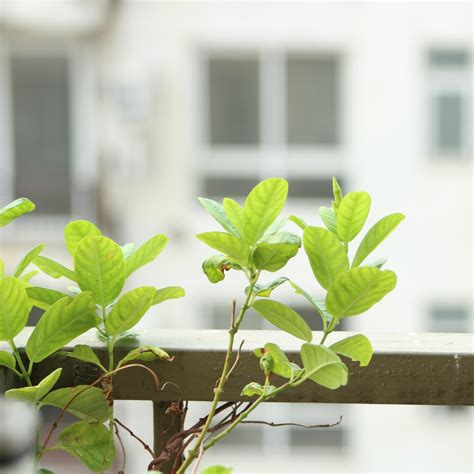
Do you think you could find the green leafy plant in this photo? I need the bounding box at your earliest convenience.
[0,204,184,472]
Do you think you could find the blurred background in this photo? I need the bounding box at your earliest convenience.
[0,1,472,472]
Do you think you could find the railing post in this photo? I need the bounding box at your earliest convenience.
[153,401,183,474]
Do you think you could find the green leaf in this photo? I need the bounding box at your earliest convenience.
[242,178,288,244]
[288,214,307,230]
[38,469,55,474]
[253,242,299,272]
[58,345,105,371]
[303,226,349,291]
[262,342,297,379]
[0,198,35,228]
[26,287,69,310]
[74,236,125,307]
[0,276,31,341]
[34,256,76,281]
[105,287,155,336]
[241,382,277,398]
[352,213,405,267]
[18,270,38,284]
[196,232,250,266]
[300,344,348,390]
[0,350,16,371]
[41,386,111,423]
[0,258,4,278]
[14,244,45,277]
[289,281,331,326]
[326,267,397,318]
[336,191,371,242]
[65,220,102,256]
[125,234,168,278]
[201,466,232,474]
[251,277,289,297]
[55,421,115,472]
[319,206,337,233]
[153,286,185,305]
[264,231,301,245]
[330,334,373,367]
[198,197,240,237]
[26,293,99,363]
[253,299,312,342]
[6,368,63,403]
[332,177,343,212]
[223,198,245,236]
[117,345,172,368]
[202,255,233,283]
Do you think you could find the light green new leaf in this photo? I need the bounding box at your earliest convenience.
[288,214,307,230]
[199,197,240,237]
[202,255,234,283]
[125,234,168,278]
[201,466,232,474]
[0,258,3,278]
[65,220,102,256]
[196,232,250,266]
[153,286,185,305]
[18,270,38,285]
[0,198,35,228]
[117,346,172,368]
[26,293,99,363]
[262,342,297,379]
[289,281,331,326]
[264,231,301,245]
[241,382,277,398]
[319,206,337,233]
[56,421,115,472]
[330,334,373,367]
[26,287,69,310]
[105,287,155,336]
[352,213,405,267]
[253,243,299,272]
[251,277,289,297]
[332,177,343,212]
[6,368,62,403]
[0,350,16,371]
[74,236,125,307]
[14,244,45,278]
[0,276,31,341]
[41,386,111,423]
[336,191,371,242]
[303,226,349,291]
[34,256,76,281]
[58,345,105,372]
[38,469,55,474]
[253,299,312,342]
[326,267,397,318]
[242,178,288,244]
[300,344,348,390]
[223,198,245,237]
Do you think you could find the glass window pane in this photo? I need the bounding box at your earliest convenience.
[436,94,463,151]
[11,55,71,214]
[286,55,339,145]
[208,57,260,145]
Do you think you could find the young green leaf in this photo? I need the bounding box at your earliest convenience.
[196,232,250,266]
[0,258,4,278]
[326,267,397,318]
[0,198,35,228]
[14,244,45,278]
[289,281,332,326]
[55,421,115,472]
[201,466,232,474]
[264,231,300,245]
[0,350,16,371]
[332,177,343,212]
[330,334,373,367]
[202,255,234,283]
[34,256,76,281]
[105,286,156,336]
[18,270,38,284]
[250,277,289,297]
[253,242,299,272]
[0,276,31,341]
[223,198,245,236]
[153,286,185,305]
[253,299,312,342]
[58,345,105,372]
[303,226,349,291]
[5,386,38,403]
[198,197,240,237]
[336,191,371,242]
[41,386,111,423]
[65,220,102,256]
[319,206,337,233]
[300,344,348,390]
[125,234,168,278]
[288,214,307,230]
[117,346,172,368]
[26,287,69,310]
[242,178,288,244]
[6,368,63,403]
[26,293,99,363]
[74,236,125,307]
[261,342,297,379]
[241,382,277,398]
[352,213,405,267]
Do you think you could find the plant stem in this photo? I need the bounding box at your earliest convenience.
[320,332,329,345]
[9,339,32,386]
[177,273,259,473]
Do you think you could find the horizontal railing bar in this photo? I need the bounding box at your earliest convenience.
[1,329,473,406]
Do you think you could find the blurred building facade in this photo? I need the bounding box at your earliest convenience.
[0,1,472,473]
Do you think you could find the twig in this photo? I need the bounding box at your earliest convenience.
[115,418,155,459]
[114,422,127,473]
[225,339,245,382]
[230,300,236,327]
[241,416,343,429]
[191,442,205,474]
[171,434,196,474]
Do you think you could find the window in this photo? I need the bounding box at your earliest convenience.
[428,49,471,157]
[11,55,71,214]
[429,305,472,333]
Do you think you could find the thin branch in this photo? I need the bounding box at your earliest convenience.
[115,418,155,459]
[230,300,237,328]
[114,421,127,474]
[225,339,245,382]
[171,434,196,474]
[241,416,343,429]
[191,442,205,474]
